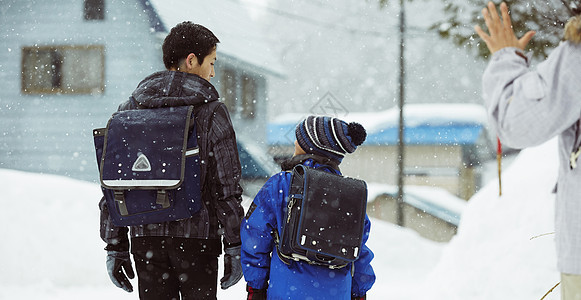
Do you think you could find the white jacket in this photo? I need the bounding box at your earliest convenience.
[482,42,581,274]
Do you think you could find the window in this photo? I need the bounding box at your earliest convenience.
[84,0,105,21]
[221,68,237,113]
[219,68,258,120]
[21,45,105,95]
[241,75,256,119]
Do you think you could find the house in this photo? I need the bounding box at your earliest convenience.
[0,0,282,184]
[267,103,495,200]
[366,183,467,242]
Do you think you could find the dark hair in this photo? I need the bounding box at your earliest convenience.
[162,21,220,70]
[574,4,581,16]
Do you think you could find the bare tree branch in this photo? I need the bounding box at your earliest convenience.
[561,0,574,15]
[540,281,560,300]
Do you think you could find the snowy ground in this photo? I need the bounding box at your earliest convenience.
[0,139,560,299]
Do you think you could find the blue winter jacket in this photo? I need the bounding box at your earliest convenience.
[241,156,375,299]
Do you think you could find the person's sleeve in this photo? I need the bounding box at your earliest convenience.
[351,215,375,298]
[482,45,581,149]
[208,103,245,246]
[96,104,131,252]
[240,177,279,290]
[99,196,129,251]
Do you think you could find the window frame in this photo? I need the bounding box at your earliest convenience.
[84,0,105,21]
[221,67,238,114]
[219,67,259,120]
[21,45,105,95]
[241,74,257,119]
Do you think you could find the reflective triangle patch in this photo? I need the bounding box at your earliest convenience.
[132,154,152,172]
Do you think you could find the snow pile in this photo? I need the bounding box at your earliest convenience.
[418,138,560,299]
[0,171,106,287]
[0,138,561,299]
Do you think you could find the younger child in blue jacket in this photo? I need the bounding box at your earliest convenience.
[241,115,375,300]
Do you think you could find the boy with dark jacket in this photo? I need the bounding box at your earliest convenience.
[241,116,376,300]
[99,22,244,299]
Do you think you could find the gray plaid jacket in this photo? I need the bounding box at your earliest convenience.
[99,71,244,252]
[482,43,581,274]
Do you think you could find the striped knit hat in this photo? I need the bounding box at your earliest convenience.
[295,115,367,162]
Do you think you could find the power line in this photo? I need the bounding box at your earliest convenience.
[231,0,429,37]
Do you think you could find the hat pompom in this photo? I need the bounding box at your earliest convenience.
[347,122,366,146]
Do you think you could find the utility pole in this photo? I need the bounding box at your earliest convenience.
[396,0,406,227]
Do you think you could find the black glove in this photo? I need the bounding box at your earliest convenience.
[220,245,243,289]
[352,295,366,300]
[106,250,135,293]
[246,284,267,300]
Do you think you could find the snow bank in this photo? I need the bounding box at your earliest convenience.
[0,170,106,287]
[0,137,562,299]
[0,168,443,299]
[419,138,560,299]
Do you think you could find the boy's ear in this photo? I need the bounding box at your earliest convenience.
[186,53,199,68]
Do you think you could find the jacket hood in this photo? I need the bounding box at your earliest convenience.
[131,71,219,108]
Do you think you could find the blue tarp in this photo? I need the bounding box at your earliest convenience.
[268,123,484,146]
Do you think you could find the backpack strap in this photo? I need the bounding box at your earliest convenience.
[272,229,292,266]
[111,190,169,217]
[313,163,340,175]
[114,191,129,216]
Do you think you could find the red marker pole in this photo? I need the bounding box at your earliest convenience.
[497,137,502,196]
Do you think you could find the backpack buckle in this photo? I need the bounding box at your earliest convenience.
[156,190,170,208]
[114,191,129,216]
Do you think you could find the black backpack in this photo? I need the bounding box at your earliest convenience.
[93,105,202,226]
[275,164,368,269]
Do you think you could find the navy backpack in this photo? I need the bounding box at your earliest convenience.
[275,164,368,269]
[93,105,202,227]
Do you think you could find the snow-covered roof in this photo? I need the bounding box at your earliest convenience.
[268,104,490,146]
[367,183,467,226]
[147,0,284,76]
